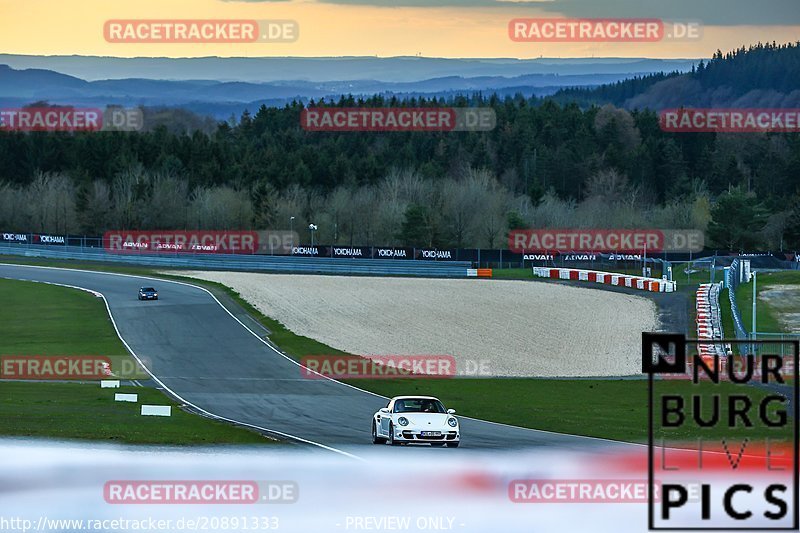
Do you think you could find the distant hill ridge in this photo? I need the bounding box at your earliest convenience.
[0,55,697,118]
[0,54,697,83]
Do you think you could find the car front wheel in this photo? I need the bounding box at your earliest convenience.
[372,420,386,444]
[387,422,400,446]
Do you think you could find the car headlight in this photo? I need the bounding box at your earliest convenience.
[448,417,458,427]
[397,417,409,426]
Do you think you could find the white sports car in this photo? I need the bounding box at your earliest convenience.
[372,396,460,447]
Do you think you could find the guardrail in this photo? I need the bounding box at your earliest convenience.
[726,258,749,341]
[0,244,474,278]
[695,282,730,361]
[532,266,676,292]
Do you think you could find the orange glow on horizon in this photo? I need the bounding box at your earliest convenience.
[0,0,798,60]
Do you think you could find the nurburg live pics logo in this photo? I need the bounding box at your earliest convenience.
[642,333,799,530]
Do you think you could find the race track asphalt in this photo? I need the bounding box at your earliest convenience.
[0,263,629,454]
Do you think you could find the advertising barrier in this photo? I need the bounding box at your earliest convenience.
[2,230,798,271]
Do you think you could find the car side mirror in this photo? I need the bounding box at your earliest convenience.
[379,408,390,414]
[447,409,456,414]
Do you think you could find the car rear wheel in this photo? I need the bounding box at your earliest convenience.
[446,442,460,448]
[387,422,399,446]
[371,420,386,444]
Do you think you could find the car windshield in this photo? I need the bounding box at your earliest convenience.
[141,288,156,292]
[393,399,446,414]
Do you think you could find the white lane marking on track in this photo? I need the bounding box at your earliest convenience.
[0,267,363,459]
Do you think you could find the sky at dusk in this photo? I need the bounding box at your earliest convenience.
[2,0,798,59]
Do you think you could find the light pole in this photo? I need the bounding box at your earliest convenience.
[290,216,295,252]
[710,254,716,284]
[642,242,648,278]
[751,271,757,342]
[309,223,317,247]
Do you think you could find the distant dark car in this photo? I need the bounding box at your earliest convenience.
[138,287,158,300]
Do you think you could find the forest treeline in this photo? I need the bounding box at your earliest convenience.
[553,42,800,109]
[1,44,799,250]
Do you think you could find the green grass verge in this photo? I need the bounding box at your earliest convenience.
[0,278,126,356]
[490,267,535,279]
[735,271,800,335]
[0,277,275,444]
[671,262,720,286]
[718,288,737,342]
[0,382,269,444]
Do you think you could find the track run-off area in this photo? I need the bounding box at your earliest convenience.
[0,263,629,456]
